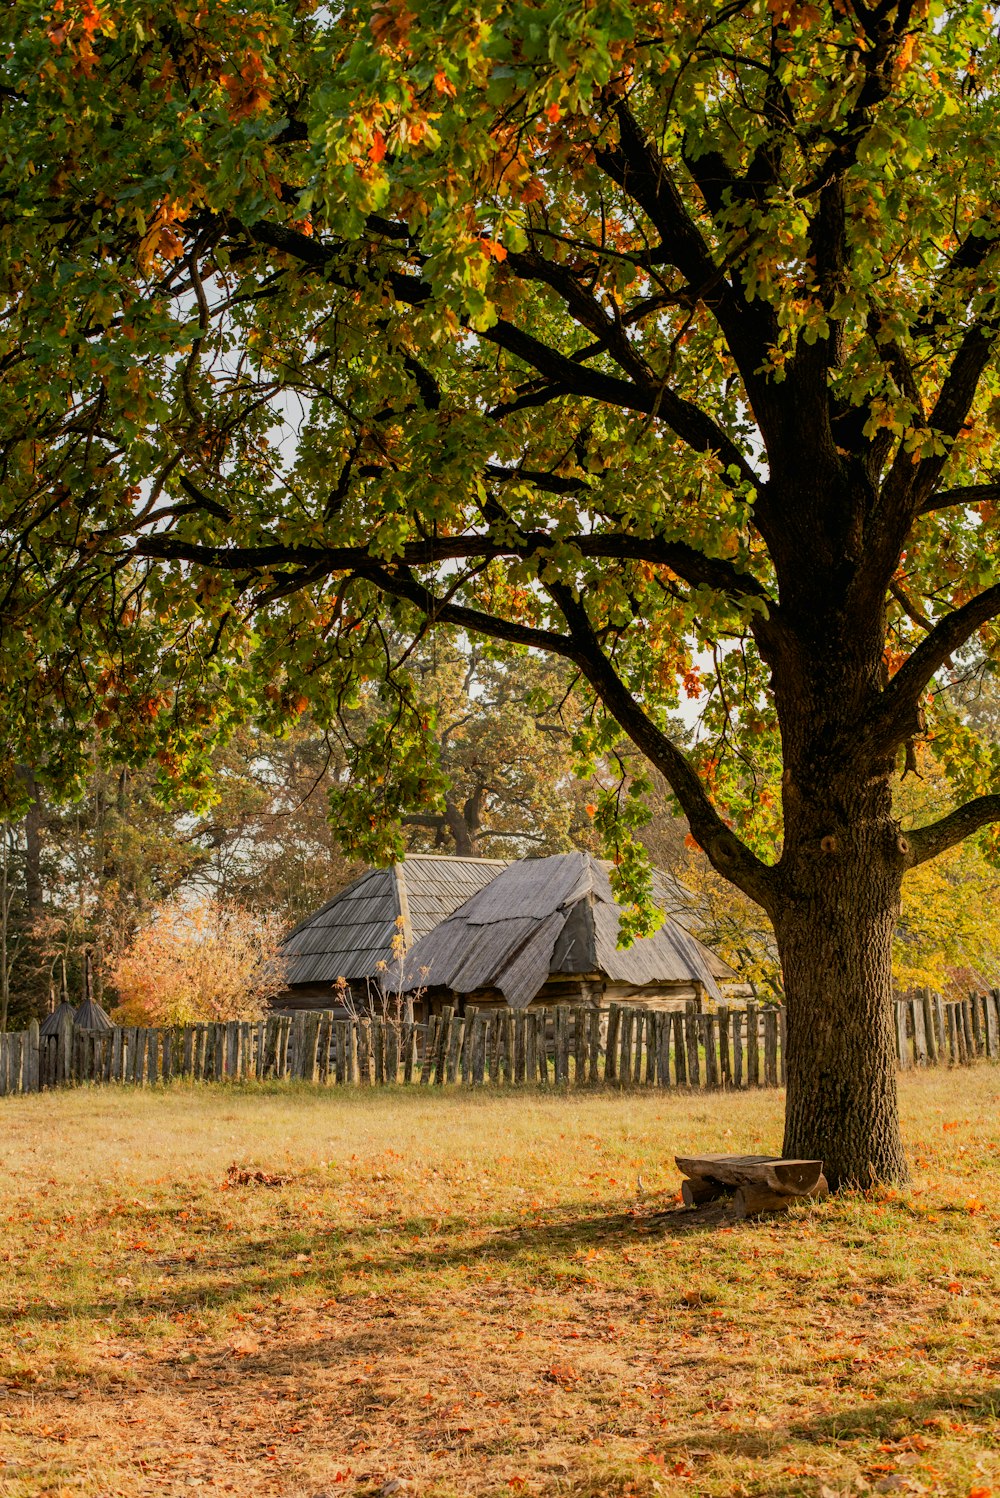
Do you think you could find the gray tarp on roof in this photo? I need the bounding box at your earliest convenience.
[400,850,733,1008]
[280,855,507,987]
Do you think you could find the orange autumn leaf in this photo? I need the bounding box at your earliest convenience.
[369,130,387,164]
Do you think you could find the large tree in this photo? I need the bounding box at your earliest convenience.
[4,0,1000,1182]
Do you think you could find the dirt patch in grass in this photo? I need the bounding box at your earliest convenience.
[1,1073,1000,1496]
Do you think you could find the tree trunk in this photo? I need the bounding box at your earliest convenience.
[774,777,909,1188]
[444,795,476,856]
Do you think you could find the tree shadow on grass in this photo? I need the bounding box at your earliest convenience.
[0,1191,815,1341]
[640,1385,1000,1496]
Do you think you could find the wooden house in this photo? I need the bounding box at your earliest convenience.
[400,850,735,1017]
[274,854,508,1012]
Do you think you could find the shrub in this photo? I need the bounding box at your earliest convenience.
[110,898,286,1025]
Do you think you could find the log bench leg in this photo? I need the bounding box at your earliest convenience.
[681,1178,726,1206]
[732,1175,829,1219]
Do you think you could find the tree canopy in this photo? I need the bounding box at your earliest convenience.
[5,0,1000,1181]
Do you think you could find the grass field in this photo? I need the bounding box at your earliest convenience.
[2,1071,999,1498]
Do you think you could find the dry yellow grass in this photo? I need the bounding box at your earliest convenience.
[1,1069,999,1498]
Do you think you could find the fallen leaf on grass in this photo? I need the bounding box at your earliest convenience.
[223,1163,289,1188]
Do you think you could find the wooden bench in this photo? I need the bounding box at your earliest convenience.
[675,1154,828,1218]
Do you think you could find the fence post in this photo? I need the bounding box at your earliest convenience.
[762,1008,779,1086]
[684,1002,700,1087]
[702,1013,719,1089]
[987,990,1000,1059]
[920,989,937,1064]
[25,1020,39,1094]
[745,1003,759,1087]
[895,1002,910,1068]
[57,1009,74,1085]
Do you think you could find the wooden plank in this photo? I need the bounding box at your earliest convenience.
[463,1011,477,1085]
[672,1010,687,1085]
[746,1003,760,1087]
[345,1018,357,1084]
[225,1021,238,1079]
[945,1003,958,1064]
[732,1009,744,1088]
[587,1007,601,1085]
[355,1019,370,1085]
[25,1020,40,1094]
[0,1036,10,1097]
[702,1014,719,1089]
[306,1013,323,1082]
[523,1010,536,1084]
[534,1009,548,1085]
[971,994,984,1056]
[935,994,947,1059]
[465,1011,481,1086]
[419,1017,436,1084]
[732,1177,829,1217]
[370,1019,383,1085]
[643,1011,657,1086]
[684,1005,700,1087]
[554,1005,568,1085]
[717,1006,731,1088]
[617,1006,631,1088]
[921,989,937,1065]
[895,1002,910,1068]
[654,1012,670,1088]
[58,1010,74,1084]
[778,1006,787,1085]
[605,1004,621,1085]
[402,1024,417,1084]
[986,990,1000,1059]
[147,1029,159,1085]
[961,999,975,1064]
[446,1015,464,1084]
[763,1009,779,1087]
[911,998,927,1066]
[432,1007,451,1085]
[317,1013,332,1085]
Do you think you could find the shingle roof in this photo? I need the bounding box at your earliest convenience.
[400,850,734,1008]
[280,854,508,987]
[39,1000,76,1037]
[74,999,113,1031]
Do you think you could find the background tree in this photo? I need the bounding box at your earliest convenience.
[6,0,1000,1181]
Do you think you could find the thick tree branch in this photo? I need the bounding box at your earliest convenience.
[918,481,1000,517]
[134,526,776,609]
[541,580,778,910]
[234,217,760,491]
[907,795,1000,868]
[867,582,1000,750]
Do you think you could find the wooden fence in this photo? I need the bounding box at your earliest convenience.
[0,989,996,1099]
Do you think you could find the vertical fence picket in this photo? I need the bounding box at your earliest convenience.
[717,1006,731,1088]
[962,999,976,1063]
[703,1014,719,1089]
[895,1003,910,1068]
[684,1005,700,1087]
[986,990,1000,1059]
[745,1004,759,1087]
[605,1005,620,1085]
[671,1011,686,1085]
[763,1010,779,1087]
